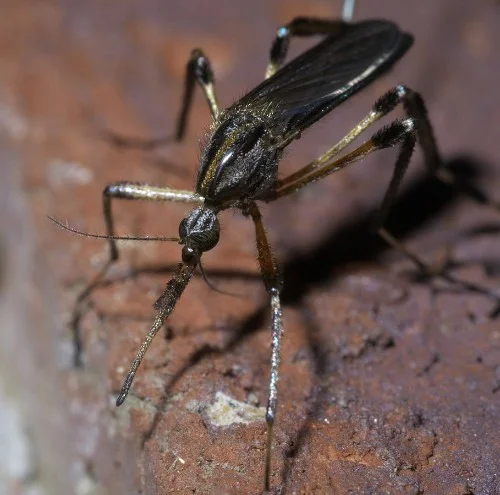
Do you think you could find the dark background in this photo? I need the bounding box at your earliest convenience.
[0,0,499,493]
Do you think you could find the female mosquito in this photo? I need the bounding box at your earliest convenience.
[52,0,499,489]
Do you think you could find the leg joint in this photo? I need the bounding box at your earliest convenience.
[103,182,132,199]
[372,119,416,149]
[373,84,410,114]
[264,280,282,296]
[270,28,290,68]
[265,409,275,425]
[189,48,214,86]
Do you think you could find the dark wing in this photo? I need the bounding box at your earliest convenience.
[230,20,413,139]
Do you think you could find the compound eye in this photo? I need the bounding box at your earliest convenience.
[182,245,200,266]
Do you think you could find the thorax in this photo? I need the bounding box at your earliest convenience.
[196,111,281,204]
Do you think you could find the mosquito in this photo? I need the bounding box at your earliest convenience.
[52,0,499,489]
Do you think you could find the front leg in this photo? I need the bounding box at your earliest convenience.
[265,18,348,78]
[245,201,283,492]
[71,182,204,366]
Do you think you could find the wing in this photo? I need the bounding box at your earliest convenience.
[230,20,413,140]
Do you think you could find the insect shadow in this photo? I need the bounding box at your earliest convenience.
[51,7,500,491]
[78,153,498,491]
[279,154,500,488]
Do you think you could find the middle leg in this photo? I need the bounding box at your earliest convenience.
[103,48,220,150]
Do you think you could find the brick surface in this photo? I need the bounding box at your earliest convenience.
[1,1,499,494]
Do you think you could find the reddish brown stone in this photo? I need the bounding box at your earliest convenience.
[1,0,499,494]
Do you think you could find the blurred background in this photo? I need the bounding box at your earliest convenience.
[0,1,499,493]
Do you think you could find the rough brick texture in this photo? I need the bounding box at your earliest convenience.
[1,0,499,494]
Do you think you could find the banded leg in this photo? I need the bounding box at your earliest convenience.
[71,182,204,366]
[278,84,499,215]
[104,49,220,149]
[266,18,348,78]
[396,85,500,212]
[101,182,203,262]
[277,86,430,184]
[354,86,500,282]
[276,84,500,238]
[245,202,283,491]
[116,261,196,406]
[272,117,416,199]
[269,102,500,304]
[273,117,435,268]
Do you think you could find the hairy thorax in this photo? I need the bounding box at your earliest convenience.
[196,111,281,204]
